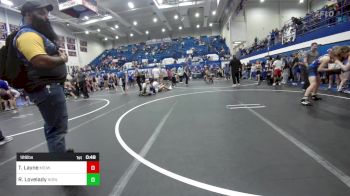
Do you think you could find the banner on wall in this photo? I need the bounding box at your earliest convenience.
[68,51,77,56]
[146,37,171,45]
[0,22,7,41]
[80,47,87,52]
[66,37,76,45]
[67,44,76,50]
[57,35,65,48]
[80,40,87,47]
[9,24,19,33]
[79,40,87,52]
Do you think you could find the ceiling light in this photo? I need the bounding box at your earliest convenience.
[110,27,115,30]
[66,23,70,26]
[212,10,216,16]
[195,12,200,18]
[260,0,265,2]
[84,16,89,20]
[153,17,158,23]
[209,23,213,27]
[115,36,119,39]
[97,28,100,32]
[85,31,89,34]
[145,30,149,35]
[104,37,108,41]
[162,28,166,32]
[128,2,135,9]
[0,0,14,6]
[82,15,111,25]
[196,24,200,28]
[299,0,304,3]
[174,14,179,20]
[114,25,119,29]
[179,26,183,30]
[133,21,138,26]
[130,33,134,37]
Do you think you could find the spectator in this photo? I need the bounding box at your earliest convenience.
[282,59,291,84]
[224,64,231,80]
[120,72,128,94]
[272,55,284,86]
[292,53,302,85]
[77,70,89,98]
[109,73,118,92]
[152,79,159,93]
[64,80,77,99]
[256,61,262,85]
[92,76,99,91]
[246,63,252,79]
[135,68,142,92]
[152,66,160,81]
[141,79,152,96]
[177,66,184,83]
[184,65,191,86]
[158,82,171,92]
[8,85,20,113]
[0,128,13,146]
[103,73,109,90]
[171,67,177,87]
[0,80,16,113]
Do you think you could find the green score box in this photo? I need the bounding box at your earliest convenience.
[87,174,100,186]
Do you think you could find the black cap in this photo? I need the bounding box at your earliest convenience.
[20,1,53,16]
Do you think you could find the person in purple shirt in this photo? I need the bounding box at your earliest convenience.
[0,80,9,91]
[0,80,18,112]
[0,80,14,145]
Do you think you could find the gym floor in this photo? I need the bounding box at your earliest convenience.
[0,80,350,196]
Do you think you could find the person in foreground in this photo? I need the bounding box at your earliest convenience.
[301,46,350,106]
[16,1,70,152]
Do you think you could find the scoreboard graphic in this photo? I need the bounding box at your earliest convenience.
[16,153,100,186]
[57,0,98,18]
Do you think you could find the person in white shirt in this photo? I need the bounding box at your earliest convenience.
[177,66,184,83]
[141,79,152,96]
[161,68,167,82]
[152,66,160,80]
[171,67,177,87]
[272,55,284,86]
[152,80,159,93]
[250,64,257,80]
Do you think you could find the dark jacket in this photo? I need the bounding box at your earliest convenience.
[77,72,86,83]
[15,27,67,92]
[229,58,242,72]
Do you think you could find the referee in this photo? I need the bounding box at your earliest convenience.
[229,55,242,87]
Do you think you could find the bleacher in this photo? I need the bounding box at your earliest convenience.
[88,35,230,70]
[240,0,350,59]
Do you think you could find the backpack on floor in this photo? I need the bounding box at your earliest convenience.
[0,31,28,89]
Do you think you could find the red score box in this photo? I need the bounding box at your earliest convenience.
[87,161,100,173]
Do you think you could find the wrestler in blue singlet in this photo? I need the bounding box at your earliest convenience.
[308,55,328,77]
